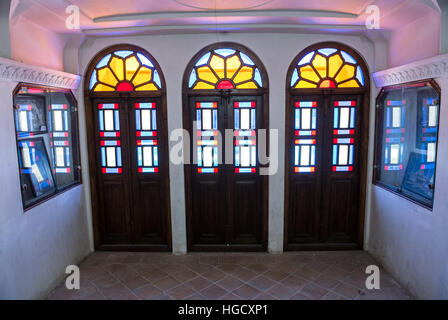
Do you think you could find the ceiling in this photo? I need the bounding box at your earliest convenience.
[9,0,441,36]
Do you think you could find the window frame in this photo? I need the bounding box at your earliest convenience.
[372,79,441,210]
[13,83,82,211]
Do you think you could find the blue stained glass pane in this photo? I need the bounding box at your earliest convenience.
[96,54,111,69]
[290,68,299,87]
[400,144,404,162]
[349,145,354,165]
[340,50,356,64]
[101,147,106,166]
[66,148,70,166]
[135,110,141,130]
[196,110,201,129]
[213,147,218,166]
[294,146,299,166]
[115,110,120,131]
[386,108,391,127]
[401,107,405,126]
[251,109,256,129]
[334,108,339,129]
[350,108,355,128]
[89,71,97,90]
[153,147,158,166]
[153,70,161,88]
[422,106,428,124]
[318,48,337,56]
[198,147,202,167]
[311,146,315,166]
[152,110,157,130]
[385,147,389,164]
[240,52,254,65]
[215,48,236,57]
[196,52,211,67]
[136,53,154,67]
[64,111,68,130]
[333,145,338,165]
[234,109,239,129]
[254,68,262,87]
[99,110,104,131]
[295,109,300,129]
[298,51,314,66]
[235,146,240,166]
[251,146,256,167]
[213,110,217,130]
[356,66,364,86]
[312,109,317,129]
[137,147,142,166]
[189,69,197,88]
[117,147,122,167]
[114,50,133,58]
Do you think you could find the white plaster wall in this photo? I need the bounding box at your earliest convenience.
[368,77,448,299]
[0,80,92,299]
[75,32,376,254]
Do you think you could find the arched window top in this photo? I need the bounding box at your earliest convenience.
[188,47,263,90]
[89,48,162,92]
[290,46,366,89]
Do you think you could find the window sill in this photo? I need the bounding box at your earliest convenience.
[23,182,82,213]
[373,182,433,212]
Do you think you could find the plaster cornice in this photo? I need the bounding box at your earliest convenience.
[373,53,448,87]
[0,57,80,90]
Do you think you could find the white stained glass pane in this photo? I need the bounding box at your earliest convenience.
[143,146,153,166]
[106,147,116,167]
[31,164,44,183]
[104,110,114,131]
[392,107,401,128]
[427,142,436,162]
[338,145,349,165]
[339,108,350,129]
[300,145,310,166]
[54,110,63,131]
[202,109,212,130]
[55,147,65,167]
[390,144,400,164]
[240,146,250,167]
[428,106,437,127]
[21,145,31,168]
[301,108,311,130]
[141,110,151,130]
[19,111,28,131]
[203,146,213,167]
[240,109,250,130]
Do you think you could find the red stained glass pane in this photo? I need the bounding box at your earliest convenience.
[319,79,336,88]
[217,80,234,89]
[116,82,133,91]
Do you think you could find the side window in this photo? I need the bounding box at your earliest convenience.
[374,80,440,208]
[14,85,81,209]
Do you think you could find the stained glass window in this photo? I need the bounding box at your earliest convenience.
[294,101,317,173]
[234,101,257,173]
[14,85,80,209]
[135,102,158,173]
[189,48,263,90]
[196,102,219,173]
[89,50,162,92]
[374,81,440,208]
[291,48,365,89]
[98,103,122,174]
[332,100,356,172]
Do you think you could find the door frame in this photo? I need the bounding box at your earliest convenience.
[84,44,172,251]
[182,42,269,252]
[283,42,371,251]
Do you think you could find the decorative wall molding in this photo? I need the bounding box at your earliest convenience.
[373,53,448,88]
[0,57,80,89]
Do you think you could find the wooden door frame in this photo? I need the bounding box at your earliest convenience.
[283,41,371,251]
[182,42,269,252]
[84,44,172,251]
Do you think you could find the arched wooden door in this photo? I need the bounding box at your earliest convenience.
[183,43,269,251]
[84,45,171,251]
[284,42,370,250]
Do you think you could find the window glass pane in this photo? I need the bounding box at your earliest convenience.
[202,109,212,130]
[143,146,153,166]
[240,146,250,167]
[55,147,65,167]
[203,146,213,167]
[106,147,116,167]
[141,110,151,130]
[240,109,250,130]
[339,108,350,129]
[104,110,114,131]
[301,109,311,130]
[338,145,348,165]
[300,145,310,166]
[375,81,440,207]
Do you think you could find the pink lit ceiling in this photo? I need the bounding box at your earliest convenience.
[10,0,441,36]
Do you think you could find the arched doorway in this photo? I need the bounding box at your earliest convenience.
[182,42,269,251]
[84,44,171,251]
[284,42,370,250]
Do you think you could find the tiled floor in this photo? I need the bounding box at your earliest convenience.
[47,251,413,300]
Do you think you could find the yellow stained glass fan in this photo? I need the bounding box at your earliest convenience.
[89,50,162,92]
[189,48,263,90]
[291,48,365,89]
